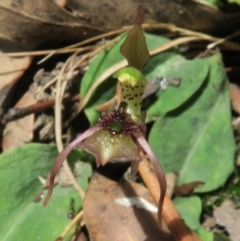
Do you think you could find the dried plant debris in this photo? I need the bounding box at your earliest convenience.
[0,0,103,46]
[2,91,36,151]
[214,199,240,241]
[0,0,239,49]
[83,173,174,241]
[66,0,240,33]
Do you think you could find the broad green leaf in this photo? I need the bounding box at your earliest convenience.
[145,55,210,122]
[0,144,92,241]
[149,54,235,192]
[81,33,178,125]
[173,196,213,241]
[201,0,223,7]
[228,0,240,5]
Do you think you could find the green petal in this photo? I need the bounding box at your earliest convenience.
[120,6,150,70]
[80,129,141,165]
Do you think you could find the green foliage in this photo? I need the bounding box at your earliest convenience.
[201,0,223,8]
[228,0,240,5]
[0,144,92,241]
[144,54,210,122]
[149,54,235,192]
[173,196,213,241]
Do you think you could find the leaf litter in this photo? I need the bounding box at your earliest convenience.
[83,173,174,241]
[2,90,36,151]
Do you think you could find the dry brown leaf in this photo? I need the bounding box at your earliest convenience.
[83,173,174,241]
[214,199,240,241]
[0,0,103,46]
[2,90,36,151]
[175,181,205,196]
[0,0,239,48]
[67,0,239,33]
[0,54,31,108]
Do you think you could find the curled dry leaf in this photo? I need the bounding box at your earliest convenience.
[175,181,205,196]
[83,173,174,241]
[2,90,36,151]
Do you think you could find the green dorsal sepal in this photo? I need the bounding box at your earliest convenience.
[113,66,147,122]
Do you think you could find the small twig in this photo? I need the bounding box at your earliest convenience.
[68,36,119,74]
[141,23,240,50]
[54,59,85,199]
[207,29,240,49]
[36,53,79,99]
[138,153,202,241]
[0,46,96,57]
[1,23,239,59]
[37,38,117,99]
[150,36,199,55]
[56,210,83,241]
[1,95,80,124]
[39,28,127,63]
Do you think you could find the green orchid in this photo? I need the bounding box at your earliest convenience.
[43,6,166,226]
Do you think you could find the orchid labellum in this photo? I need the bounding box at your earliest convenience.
[43,6,166,226]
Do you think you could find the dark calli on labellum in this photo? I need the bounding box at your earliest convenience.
[43,6,166,226]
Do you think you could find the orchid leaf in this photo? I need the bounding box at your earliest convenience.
[149,53,235,192]
[173,196,213,241]
[81,33,178,125]
[0,143,92,241]
[144,54,210,122]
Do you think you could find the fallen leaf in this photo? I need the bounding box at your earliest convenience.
[0,0,239,48]
[0,0,103,46]
[214,199,240,241]
[175,181,205,196]
[0,54,31,109]
[2,90,36,151]
[67,0,239,33]
[83,173,174,241]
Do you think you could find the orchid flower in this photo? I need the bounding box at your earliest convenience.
[43,6,166,226]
